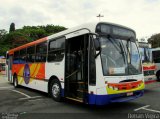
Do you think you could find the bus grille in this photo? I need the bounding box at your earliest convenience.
[144,70,154,76]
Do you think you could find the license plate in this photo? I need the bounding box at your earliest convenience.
[127,92,133,96]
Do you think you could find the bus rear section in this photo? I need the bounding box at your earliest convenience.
[138,42,157,84]
[7,22,145,105]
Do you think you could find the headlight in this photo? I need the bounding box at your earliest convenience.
[109,86,113,89]
[114,87,118,91]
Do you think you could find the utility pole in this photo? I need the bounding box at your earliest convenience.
[97,14,104,21]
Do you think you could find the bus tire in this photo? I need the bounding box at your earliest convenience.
[13,75,19,88]
[49,79,61,102]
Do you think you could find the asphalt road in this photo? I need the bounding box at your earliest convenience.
[0,75,160,119]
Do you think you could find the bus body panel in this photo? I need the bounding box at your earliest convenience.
[45,58,65,89]
[17,77,48,92]
[12,63,48,92]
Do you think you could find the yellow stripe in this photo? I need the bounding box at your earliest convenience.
[30,64,41,77]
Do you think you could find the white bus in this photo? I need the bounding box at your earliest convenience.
[138,42,156,84]
[150,47,160,81]
[7,22,145,105]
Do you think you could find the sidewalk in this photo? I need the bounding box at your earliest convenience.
[0,74,8,84]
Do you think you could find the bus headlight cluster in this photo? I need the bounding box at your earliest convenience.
[113,87,118,91]
[109,86,113,89]
[108,86,119,90]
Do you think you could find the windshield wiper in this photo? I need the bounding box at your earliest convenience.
[126,38,131,64]
[107,35,122,53]
[107,35,126,63]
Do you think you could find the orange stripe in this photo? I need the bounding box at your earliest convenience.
[36,63,45,79]
[8,37,47,55]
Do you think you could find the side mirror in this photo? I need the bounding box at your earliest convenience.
[94,38,100,51]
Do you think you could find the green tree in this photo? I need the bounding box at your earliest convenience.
[148,33,160,48]
[0,29,7,43]
[9,23,15,33]
[0,24,67,56]
[4,31,29,48]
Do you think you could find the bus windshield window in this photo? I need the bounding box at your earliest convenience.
[139,47,150,62]
[100,36,142,76]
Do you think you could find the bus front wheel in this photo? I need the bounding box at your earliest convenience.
[13,75,18,88]
[49,79,61,102]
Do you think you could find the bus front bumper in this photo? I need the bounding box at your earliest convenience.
[88,90,144,105]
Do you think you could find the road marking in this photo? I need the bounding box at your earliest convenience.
[0,82,8,84]
[12,90,31,98]
[134,105,150,111]
[28,98,43,102]
[18,96,42,100]
[134,105,160,113]
[143,108,160,113]
[0,86,14,90]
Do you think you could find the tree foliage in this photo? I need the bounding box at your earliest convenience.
[0,29,7,43]
[9,23,15,33]
[148,33,160,48]
[0,24,67,56]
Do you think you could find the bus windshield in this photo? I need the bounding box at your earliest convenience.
[139,47,150,62]
[100,36,142,76]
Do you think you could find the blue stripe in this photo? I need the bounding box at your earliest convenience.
[61,89,65,97]
[62,89,144,105]
[88,90,144,105]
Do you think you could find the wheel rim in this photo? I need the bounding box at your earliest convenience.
[52,83,60,98]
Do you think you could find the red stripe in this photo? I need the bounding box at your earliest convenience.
[145,80,157,84]
[143,65,156,71]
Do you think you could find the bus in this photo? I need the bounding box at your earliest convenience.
[138,42,156,84]
[6,22,144,105]
[150,47,160,81]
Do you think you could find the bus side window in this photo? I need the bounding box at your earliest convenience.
[48,37,65,62]
[13,51,20,64]
[27,45,35,63]
[35,42,47,63]
[19,49,27,64]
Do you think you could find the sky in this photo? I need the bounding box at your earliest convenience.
[0,0,160,39]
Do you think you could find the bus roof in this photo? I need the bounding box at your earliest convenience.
[48,21,135,39]
[8,21,135,55]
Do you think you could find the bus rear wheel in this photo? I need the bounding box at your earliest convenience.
[49,80,61,102]
[13,75,18,88]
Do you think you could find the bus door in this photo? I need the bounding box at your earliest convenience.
[65,34,89,103]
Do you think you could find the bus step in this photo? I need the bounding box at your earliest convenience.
[76,89,88,93]
[70,81,87,84]
[66,97,83,103]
